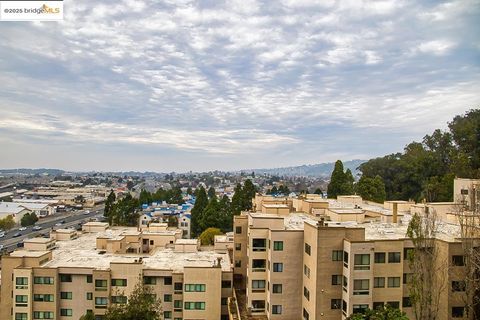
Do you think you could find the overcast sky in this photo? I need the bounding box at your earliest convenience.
[0,0,479,172]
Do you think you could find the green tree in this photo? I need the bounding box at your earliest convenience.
[355,175,386,203]
[231,183,244,215]
[191,186,208,237]
[207,186,216,199]
[79,311,95,320]
[0,215,15,231]
[242,179,256,211]
[186,187,193,195]
[126,180,134,190]
[200,196,220,231]
[75,195,85,203]
[139,189,152,205]
[346,305,409,320]
[104,277,162,320]
[218,194,233,232]
[327,160,354,198]
[104,190,116,219]
[21,212,38,227]
[198,227,223,245]
[108,193,139,226]
[313,188,323,195]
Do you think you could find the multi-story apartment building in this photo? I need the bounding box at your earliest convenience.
[1,225,233,320]
[234,203,472,320]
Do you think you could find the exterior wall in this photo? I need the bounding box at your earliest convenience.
[337,196,363,206]
[453,178,480,209]
[261,205,289,215]
[233,215,248,290]
[23,239,56,251]
[183,267,223,320]
[384,201,414,212]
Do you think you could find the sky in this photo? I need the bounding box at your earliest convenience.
[0,0,479,172]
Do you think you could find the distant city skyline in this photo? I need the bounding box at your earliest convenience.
[0,0,479,172]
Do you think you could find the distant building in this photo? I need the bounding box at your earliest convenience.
[0,202,32,223]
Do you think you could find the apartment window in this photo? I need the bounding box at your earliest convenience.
[164,294,172,302]
[251,300,265,311]
[343,251,349,267]
[332,250,343,261]
[304,243,311,255]
[111,296,127,304]
[164,277,172,285]
[33,311,54,319]
[235,243,241,251]
[143,276,157,285]
[303,286,310,300]
[273,263,283,272]
[303,308,310,320]
[16,277,28,289]
[15,295,28,307]
[452,307,465,318]
[374,252,386,263]
[174,282,183,291]
[235,260,241,267]
[331,299,341,309]
[388,252,401,263]
[452,255,465,266]
[342,300,348,313]
[184,302,206,310]
[60,309,73,317]
[86,292,93,300]
[332,274,342,285]
[461,189,469,195]
[374,277,385,288]
[343,276,348,292]
[403,297,412,308]
[353,279,369,295]
[252,259,266,271]
[273,241,284,251]
[387,277,401,288]
[59,274,72,282]
[404,248,414,260]
[373,302,384,310]
[353,304,369,314]
[303,265,310,278]
[354,254,370,270]
[95,279,107,291]
[111,279,127,286]
[387,301,400,309]
[95,297,108,308]
[272,305,282,314]
[235,226,242,234]
[184,284,206,292]
[34,294,54,302]
[222,280,232,288]
[252,238,266,251]
[164,311,172,319]
[174,299,183,309]
[452,281,466,292]
[60,292,72,300]
[86,275,92,283]
[34,277,54,285]
[252,280,266,292]
[272,284,282,293]
[15,313,28,320]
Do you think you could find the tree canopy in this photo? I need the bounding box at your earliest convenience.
[21,212,38,227]
[199,227,223,245]
[327,160,355,198]
[0,215,15,231]
[346,305,409,320]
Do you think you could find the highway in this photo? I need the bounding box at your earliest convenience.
[0,206,105,252]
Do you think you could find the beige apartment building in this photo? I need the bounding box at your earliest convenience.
[234,199,473,320]
[1,225,233,320]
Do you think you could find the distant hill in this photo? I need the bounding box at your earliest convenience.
[249,160,366,178]
[0,168,65,176]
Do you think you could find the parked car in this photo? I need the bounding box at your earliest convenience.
[84,210,90,215]
[19,227,27,231]
[0,244,4,250]
[33,226,42,231]
[0,231,5,238]
[17,242,24,248]
[13,232,21,237]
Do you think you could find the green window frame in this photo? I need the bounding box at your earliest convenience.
[273,241,284,251]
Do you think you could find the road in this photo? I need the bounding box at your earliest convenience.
[0,206,105,252]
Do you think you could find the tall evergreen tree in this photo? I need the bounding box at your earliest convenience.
[104,190,116,220]
[242,179,256,211]
[207,186,216,199]
[231,183,244,215]
[191,186,208,237]
[327,160,353,198]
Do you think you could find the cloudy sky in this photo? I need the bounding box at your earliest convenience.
[0,0,479,172]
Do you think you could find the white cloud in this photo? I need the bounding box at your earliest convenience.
[417,40,456,56]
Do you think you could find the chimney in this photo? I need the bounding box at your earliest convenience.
[392,202,398,224]
[319,217,325,227]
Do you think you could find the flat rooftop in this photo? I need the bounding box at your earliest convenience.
[40,228,230,272]
[24,237,54,244]
[11,250,50,258]
[262,204,289,208]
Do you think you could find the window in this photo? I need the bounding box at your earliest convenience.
[343,251,349,267]
[86,275,92,283]
[164,311,172,319]
[95,297,108,308]
[15,313,28,320]
[452,281,466,292]
[86,293,93,300]
[403,297,412,308]
[388,252,401,263]
[252,238,266,251]
[15,295,28,307]
[111,296,127,304]
[184,302,206,310]
[185,284,205,292]
[150,240,154,245]
[387,277,400,288]
[374,252,386,263]
[272,284,282,293]
[251,300,265,311]
[273,263,283,272]
[272,305,282,314]
[331,299,341,309]
[34,277,54,285]
[143,276,157,285]
[33,311,54,319]
[252,280,266,292]
[174,300,183,309]
[332,250,343,261]
[304,265,310,278]
[353,305,369,314]
[452,255,465,266]
[452,307,464,318]
[274,241,284,251]
[353,279,369,295]
[164,277,172,285]
[222,280,232,288]
[354,254,370,270]
[373,302,384,310]
[235,226,242,234]
[303,286,310,300]
[59,274,72,282]
[404,248,414,260]
[174,282,183,291]
[374,277,385,288]
[235,260,241,267]
[164,294,172,302]
[60,292,72,300]
[252,259,266,271]
[60,309,72,317]
[16,277,28,289]
[461,189,469,195]
[343,276,348,292]
[95,279,107,290]
[387,301,400,309]
[304,243,311,255]
[34,294,54,302]
[303,308,310,320]
[342,300,348,313]
[111,279,127,286]
[332,275,342,285]
[235,243,241,251]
